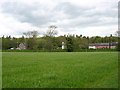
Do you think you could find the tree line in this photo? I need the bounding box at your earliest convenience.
[1,25,119,51]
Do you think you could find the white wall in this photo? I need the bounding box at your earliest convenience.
[89,46,96,49]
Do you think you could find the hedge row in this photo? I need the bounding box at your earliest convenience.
[2,49,118,52]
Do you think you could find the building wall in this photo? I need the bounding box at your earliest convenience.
[95,46,110,49]
[89,46,96,49]
[89,46,116,49]
[19,43,26,50]
[110,46,116,49]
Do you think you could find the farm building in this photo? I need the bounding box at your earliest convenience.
[16,43,26,50]
[89,42,118,49]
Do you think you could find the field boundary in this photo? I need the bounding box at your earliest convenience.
[1,49,118,52]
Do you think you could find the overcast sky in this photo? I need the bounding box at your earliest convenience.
[0,0,118,37]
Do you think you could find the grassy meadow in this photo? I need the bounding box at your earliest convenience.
[2,52,118,88]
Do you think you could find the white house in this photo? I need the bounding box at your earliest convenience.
[89,46,96,49]
[16,43,26,50]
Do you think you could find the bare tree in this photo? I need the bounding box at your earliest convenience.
[43,25,58,51]
[23,30,39,49]
[23,30,39,38]
[46,25,58,37]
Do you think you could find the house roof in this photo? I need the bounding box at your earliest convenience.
[89,43,109,46]
[89,42,118,46]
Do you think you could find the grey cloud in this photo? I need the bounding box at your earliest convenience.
[1,1,117,30]
[1,1,54,26]
[52,2,117,28]
[54,2,94,18]
[54,2,117,18]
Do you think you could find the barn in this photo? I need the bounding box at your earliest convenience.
[89,42,118,49]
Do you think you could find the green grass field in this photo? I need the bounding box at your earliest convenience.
[2,52,118,88]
